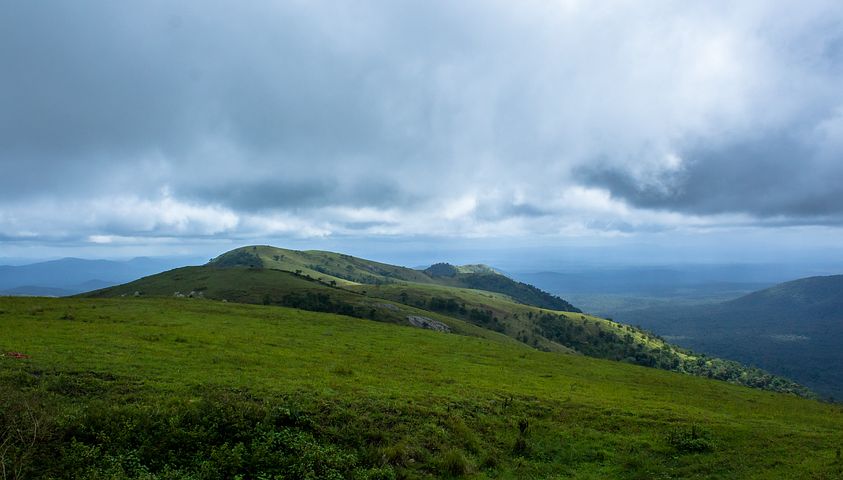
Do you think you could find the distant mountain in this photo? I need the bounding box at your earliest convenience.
[0,256,204,296]
[615,275,843,400]
[0,285,76,297]
[515,267,775,296]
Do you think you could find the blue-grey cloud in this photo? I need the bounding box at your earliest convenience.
[578,126,843,219]
[2,0,843,249]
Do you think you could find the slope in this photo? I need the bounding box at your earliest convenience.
[82,266,517,346]
[210,246,579,312]
[0,297,840,479]
[615,275,843,400]
[85,246,811,397]
[422,262,579,311]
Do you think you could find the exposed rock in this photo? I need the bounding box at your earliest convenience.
[407,315,450,333]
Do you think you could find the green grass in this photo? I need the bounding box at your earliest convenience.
[211,246,579,312]
[1,296,842,479]
[84,262,814,395]
[211,245,435,286]
[83,265,512,344]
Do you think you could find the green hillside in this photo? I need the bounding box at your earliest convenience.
[421,262,579,312]
[1,297,841,479]
[85,246,811,397]
[209,246,435,286]
[83,265,519,348]
[617,275,843,400]
[210,246,579,312]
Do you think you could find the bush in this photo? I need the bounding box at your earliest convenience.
[0,389,52,480]
[666,425,714,453]
[439,449,470,477]
[513,418,530,456]
[3,388,400,479]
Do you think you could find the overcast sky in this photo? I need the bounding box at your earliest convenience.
[2,1,843,264]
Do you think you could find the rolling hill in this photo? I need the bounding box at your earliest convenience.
[84,245,811,397]
[208,246,580,312]
[613,275,843,400]
[0,296,840,479]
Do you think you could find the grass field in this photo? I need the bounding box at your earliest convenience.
[85,254,813,396]
[1,296,842,479]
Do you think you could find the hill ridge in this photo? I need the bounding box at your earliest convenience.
[210,245,580,312]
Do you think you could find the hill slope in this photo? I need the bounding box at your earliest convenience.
[1,297,841,479]
[210,246,580,312]
[84,246,812,397]
[615,275,843,400]
[83,265,518,347]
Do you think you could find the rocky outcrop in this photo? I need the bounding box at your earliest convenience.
[407,315,450,333]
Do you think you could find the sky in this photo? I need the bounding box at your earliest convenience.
[2,1,843,267]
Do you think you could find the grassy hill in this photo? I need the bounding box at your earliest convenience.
[84,246,812,397]
[210,246,579,312]
[83,265,516,347]
[614,275,843,400]
[1,296,841,479]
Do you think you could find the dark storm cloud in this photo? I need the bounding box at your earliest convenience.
[578,126,843,220]
[3,0,843,247]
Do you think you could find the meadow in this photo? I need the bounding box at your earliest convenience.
[1,296,841,479]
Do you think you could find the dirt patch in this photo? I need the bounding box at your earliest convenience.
[2,351,31,359]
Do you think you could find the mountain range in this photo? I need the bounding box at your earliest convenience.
[0,256,205,296]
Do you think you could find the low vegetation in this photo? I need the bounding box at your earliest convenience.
[85,246,812,396]
[1,297,842,479]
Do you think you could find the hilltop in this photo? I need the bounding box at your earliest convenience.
[615,275,843,400]
[209,246,580,312]
[85,245,811,397]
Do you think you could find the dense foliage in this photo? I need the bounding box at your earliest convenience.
[616,275,843,400]
[454,273,581,312]
[537,314,813,397]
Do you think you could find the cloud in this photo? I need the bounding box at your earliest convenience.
[2,0,843,248]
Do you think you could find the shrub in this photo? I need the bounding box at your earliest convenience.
[439,449,470,477]
[666,425,714,453]
[512,418,530,456]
